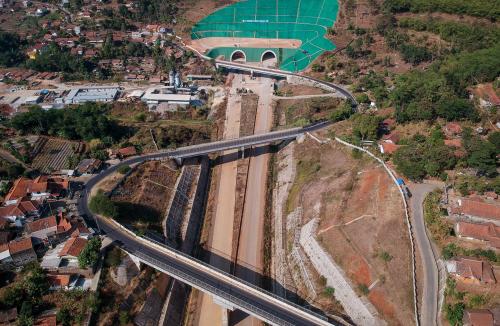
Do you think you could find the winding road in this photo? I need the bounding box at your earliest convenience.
[409,183,442,326]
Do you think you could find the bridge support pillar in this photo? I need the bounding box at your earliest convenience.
[213,296,236,311]
[127,252,142,270]
[174,157,183,166]
[241,146,245,159]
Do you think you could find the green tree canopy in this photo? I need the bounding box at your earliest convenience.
[9,103,128,141]
[89,190,118,218]
[0,31,26,67]
[78,237,102,268]
[351,114,383,141]
[393,134,456,180]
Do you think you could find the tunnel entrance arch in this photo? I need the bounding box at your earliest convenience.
[261,50,277,62]
[230,50,246,62]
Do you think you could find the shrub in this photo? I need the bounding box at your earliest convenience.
[324,286,335,297]
[445,302,465,326]
[358,284,370,295]
[117,165,131,174]
[89,190,118,218]
[379,251,393,262]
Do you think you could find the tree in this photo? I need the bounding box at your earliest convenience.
[57,306,72,326]
[488,132,500,153]
[329,102,354,122]
[17,302,34,326]
[466,141,497,177]
[78,237,102,268]
[0,32,25,67]
[393,134,456,180]
[119,311,129,325]
[1,284,24,308]
[9,103,126,142]
[351,114,383,141]
[105,247,122,267]
[23,264,49,304]
[445,302,465,326]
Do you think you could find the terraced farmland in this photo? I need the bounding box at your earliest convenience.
[31,137,83,173]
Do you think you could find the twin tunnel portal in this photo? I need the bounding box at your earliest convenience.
[230,49,278,64]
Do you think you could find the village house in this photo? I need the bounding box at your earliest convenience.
[0,308,17,325]
[378,141,400,155]
[0,217,9,230]
[25,213,72,244]
[4,176,69,204]
[47,273,91,291]
[0,197,42,224]
[58,236,87,260]
[449,197,500,222]
[0,231,15,245]
[0,237,37,267]
[47,273,71,291]
[443,122,463,138]
[456,221,500,249]
[118,146,137,158]
[463,309,496,326]
[40,235,94,277]
[446,257,496,284]
[34,313,57,326]
[75,158,102,175]
[381,131,400,144]
[470,83,500,109]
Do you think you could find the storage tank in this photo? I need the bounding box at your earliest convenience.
[169,70,175,86]
[174,72,181,88]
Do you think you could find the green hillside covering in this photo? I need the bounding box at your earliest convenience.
[191,0,339,72]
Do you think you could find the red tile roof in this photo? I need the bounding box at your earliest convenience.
[57,216,72,233]
[455,257,496,284]
[59,237,87,257]
[71,222,91,237]
[380,142,400,154]
[444,139,462,148]
[451,198,500,220]
[48,274,71,287]
[0,217,9,230]
[444,122,462,135]
[34,314,56,326]
[0,243,8,253]
[118,146,137,157]
[472,83,500,106]
[0,199,40,219]
[464,309,494,326]
[456,222,500,248]
[5,177,69,201]
[382,132,400,144]
[8,237,34,255]
[26,215,57,233]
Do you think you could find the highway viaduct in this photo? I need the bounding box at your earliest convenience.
[80,123,351,326]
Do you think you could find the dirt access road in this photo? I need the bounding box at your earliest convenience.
[232,76,275,326]
[197,74,243,326]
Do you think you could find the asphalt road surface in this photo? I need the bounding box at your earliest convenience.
[409,183,441,326]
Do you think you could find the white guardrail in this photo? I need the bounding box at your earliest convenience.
[334,138,419,326]
[104,218,343,326]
